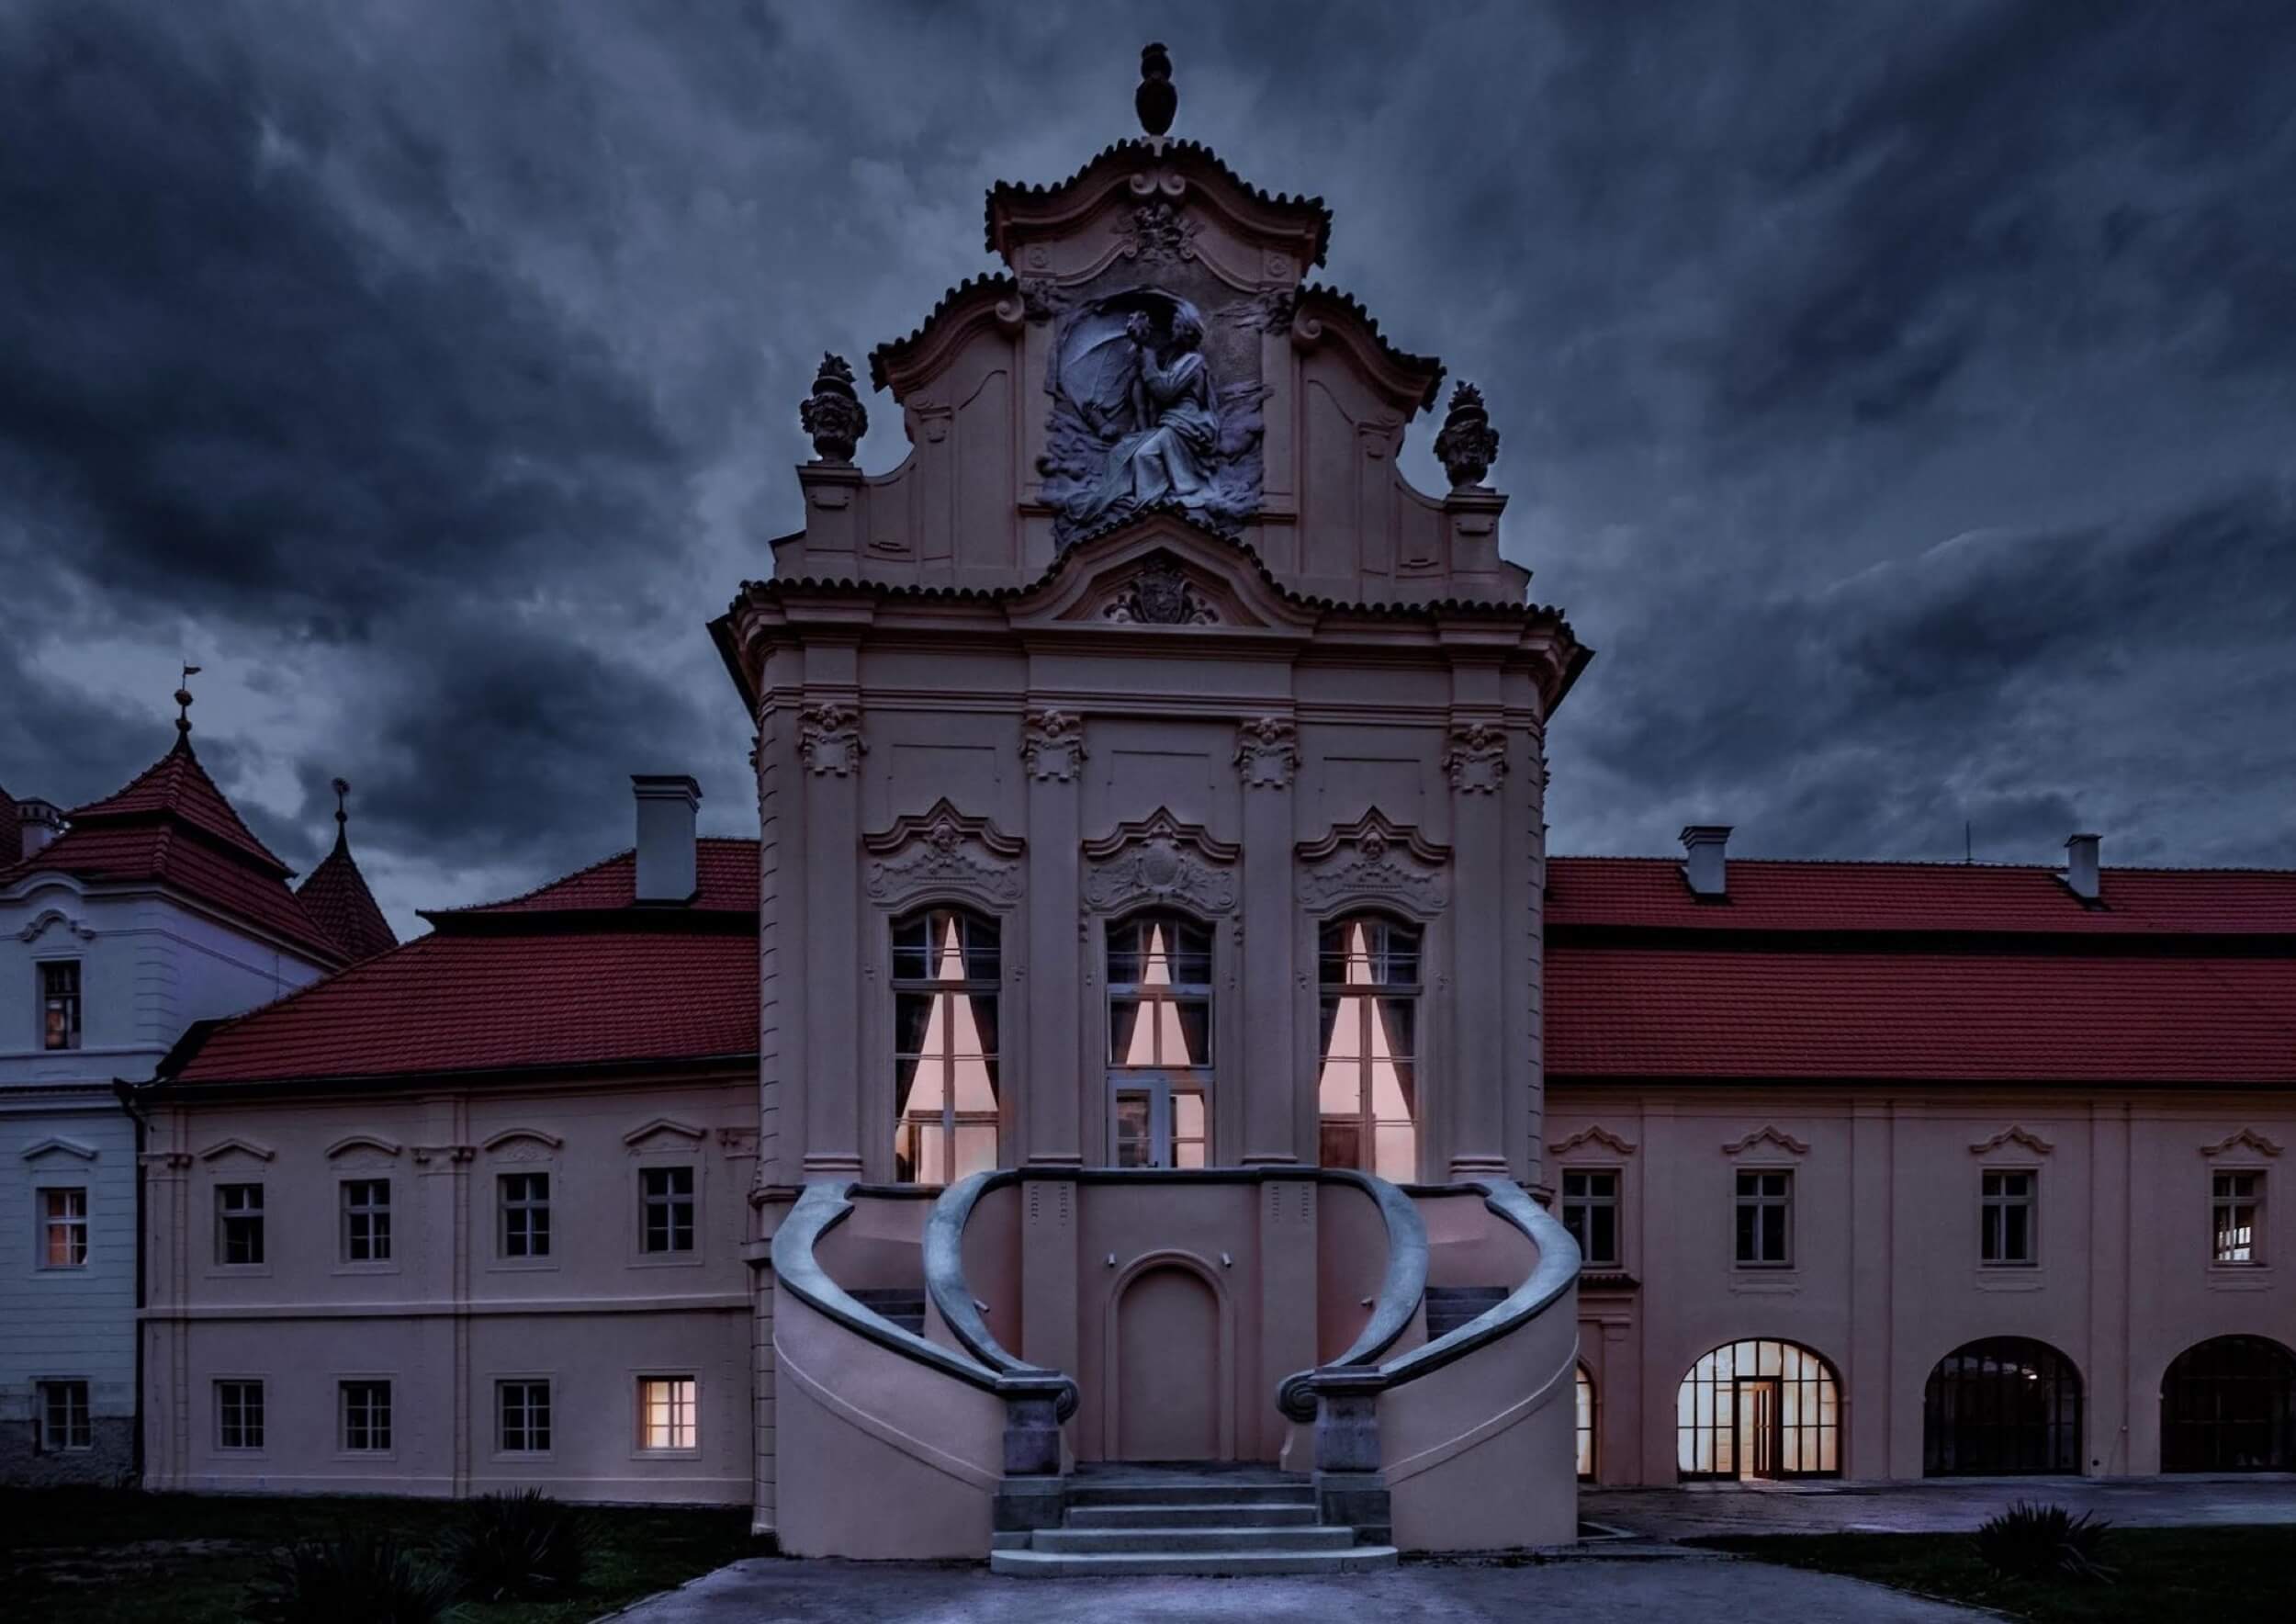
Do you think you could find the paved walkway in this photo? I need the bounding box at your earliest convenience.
[607,1556,1987,1622]
[1584,1474,2296,1539]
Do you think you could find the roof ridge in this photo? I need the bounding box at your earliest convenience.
[428,845,637,916]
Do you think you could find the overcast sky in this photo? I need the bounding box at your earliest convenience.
[3,0,2291,941]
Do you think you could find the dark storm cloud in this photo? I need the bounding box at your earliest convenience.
[2,0,2292,933]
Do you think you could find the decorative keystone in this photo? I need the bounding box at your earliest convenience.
[800,353,868,463]
[1434,381,1501,490]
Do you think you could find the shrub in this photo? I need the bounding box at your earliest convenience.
[1973,1501,2116,1583]
[441,1488,592,1602]
[243,1531,457,1624]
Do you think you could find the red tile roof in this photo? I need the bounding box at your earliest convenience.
[1,738,344,964]
[427,838,758,918]
[296,834,399,964]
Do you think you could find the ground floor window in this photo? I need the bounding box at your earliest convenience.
[38,1381,90,1451]
[1922,1337,2082,1475]
[340,1381,391,1452]
[1677,1338,1840,1479]
[498,1381,552,1453]
[2160,1335,2296,1472]
[217,1381,264,1449]
[1575,1363,1596,1481]
[638,1376,697,1450]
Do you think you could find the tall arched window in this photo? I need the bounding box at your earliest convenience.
[1315,915,1420,1180]
[1677,1338,1840,1480]
[1575,1362,1597,1481]
[892,908,1000,1185]
[1922,1337,2082,1476]
[1106,913,1211,1168]
[2159,1335,2296,1472]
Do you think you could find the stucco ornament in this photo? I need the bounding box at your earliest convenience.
[1116,200,1199,265]
[798,703,867,776]
[1020,708,1088,782]
[799,353,868,463]
[1444,721,1509,794]
[1433,381,1501,490]
[864,799,1025,908]
[1297,811,1449,916]
[1233,716,1299,788]
[1103,555,1217,625]
[1041,290,1266,545]
[1083,809,1240,915]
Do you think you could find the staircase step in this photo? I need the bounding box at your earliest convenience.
[991,1545,1400,1579]
[1065,1502,1321,1529]
[1036,1525,1356,1554]
[1065,1480,1314,1508]
[1424,1284,1509,1336]
[848,1288,927,1335]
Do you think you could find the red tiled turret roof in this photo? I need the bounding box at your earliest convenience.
[296,829,398,964]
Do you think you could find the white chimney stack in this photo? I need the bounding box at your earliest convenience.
[632,775,701,904]
[2065,832,2100,902]
[17,799,65,858]
[1680,824,1732,898]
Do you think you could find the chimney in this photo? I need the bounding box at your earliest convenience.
[1680,824,1732,899]
[2064,832,2100,902]
[632,775,701,904]
[17,798,66,859]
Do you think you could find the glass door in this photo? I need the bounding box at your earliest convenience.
[1110,1073,1209,1168]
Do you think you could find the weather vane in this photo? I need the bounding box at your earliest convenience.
[174,663,203,736]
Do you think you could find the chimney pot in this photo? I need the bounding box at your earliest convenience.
[632,775,701,904]
[2064,832,2100,902]
[1680,824,1732,898]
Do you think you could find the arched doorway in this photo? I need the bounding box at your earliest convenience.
[2160,1335,2296,1472]
[1677,1338,1840,1480]
[1922,1337,2082,1475]
[1113,1264,1221,1460]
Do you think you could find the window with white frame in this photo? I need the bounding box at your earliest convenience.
[2212,1171,2264,1265]
[1980,1169,2037,1266]
[637,1376,696,1450]
[1561,1169,1620,1268]
[500,1171,551,1257]
[891,908,1001,1185]
[340,1381,391,1451]
[39,961,81,1051]
[38,1381,91,1451]
[498,1381,552,1453]
[39,1187,88,1268]
[341,1179,391,1263]
[217,1381,264,1449]
[639,1166,694,1254]
[1315,916,1420,1180]
[215,1183,264,1266]
[1734,1168,1793,1266]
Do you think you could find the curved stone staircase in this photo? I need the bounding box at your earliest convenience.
[989,1465,1399,1577]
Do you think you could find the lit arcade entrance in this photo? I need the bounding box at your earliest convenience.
[1676,1338,1841,1480]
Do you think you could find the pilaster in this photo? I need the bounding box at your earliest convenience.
[799,688,866,1175]
[1443,714,1511,1179]
[1021,708,1086,1167]
[1236,716,1300,1165]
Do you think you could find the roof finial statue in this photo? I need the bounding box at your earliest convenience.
[1434,382,1501,491]
[332,777,351,846]
[174,663,203,739]
[799,352,867,464]
[1136,42,1176,138]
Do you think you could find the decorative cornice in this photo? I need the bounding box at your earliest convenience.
[1296,807,1449,917]
[19,1135,99,1162]
[1233,716,1299,790]
[863,797,1025,908]
[798,702,867,777]
[624,1117,709,1148]
[2200,1127,2284,1159]
[322,1133,404,1160]
[1020,708,1088,783]
[1969,1126,2056,1157]
[1444,721,1508,794]
[195,1135,276,1164]
[1548,1125,1638,1158]
[1721,1126,1809,1157]
[1083,806,1239,915]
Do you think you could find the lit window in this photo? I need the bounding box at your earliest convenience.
[501,1172,551,1258]
[1315,918,1420,1181]
[639,1166,694,1254]
[1106,914,1212,1168]
[1575,1364,1596,1481]
[638,1376,696,1450]
[38,1381,91,1451]
[217,1381,264,1449]
[40,1188,88,1268]
[216,1183,264,1266]
[341,1179,391,1263]
[1734,1169,1792,1266]
[341,1381,391,1451]
[1677,1339,1840,1479]
[498,1381,552,1453]
[1561,1169,1619,1268]
[1981,1170,2037,1266]
[892,910,1001,1185]
[39,962,81,1051]
[2212,1171,2264,1265]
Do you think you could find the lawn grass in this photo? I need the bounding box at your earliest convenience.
[0,1487,767,1624]
[1698,1524,2296,1623]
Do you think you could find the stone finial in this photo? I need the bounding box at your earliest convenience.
[799,353,867,464]
[1136,43,1176,137]
[1433,382,1500,491]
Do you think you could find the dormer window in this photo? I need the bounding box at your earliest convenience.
[39,962,81,1051]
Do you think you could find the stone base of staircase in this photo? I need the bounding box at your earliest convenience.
[989,1464,1399,1578]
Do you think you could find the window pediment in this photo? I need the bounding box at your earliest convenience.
[20,1135,99,1163]
[1969,1126,2055,1157]
[2200,1127,2284,1159]
[864,799,1025,909]
[1721,1126,1808,1157]
[17,908,96,943]
[1084,808,1239,915]
[623,1118,708,1151]
[196,1136,276,1165]
[1296,808,1449,918]
[481,1128,566,1160]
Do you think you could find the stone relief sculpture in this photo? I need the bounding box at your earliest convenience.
[1041,289,1266,544]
